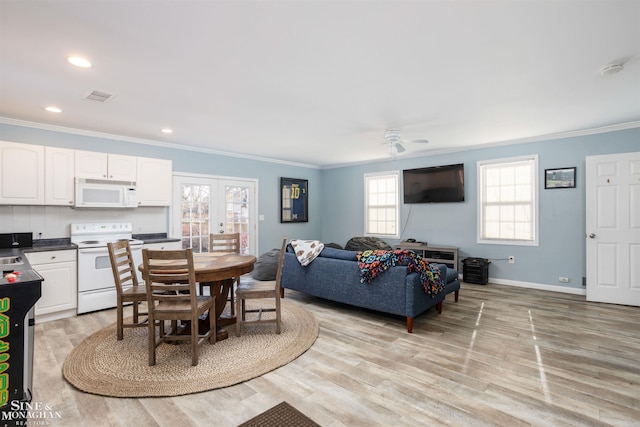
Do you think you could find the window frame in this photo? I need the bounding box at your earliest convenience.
[477,155,539,246]
[364,170,400,238]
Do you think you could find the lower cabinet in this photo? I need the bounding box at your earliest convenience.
[25,250,77,322]
[143,241,181,251]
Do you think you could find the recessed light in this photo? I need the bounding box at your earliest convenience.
[161,128,173,134]
[67,56,92,68]
[45,106,62,113]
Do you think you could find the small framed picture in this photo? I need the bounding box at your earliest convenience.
[545,167,576,189]
[280,177,308,223]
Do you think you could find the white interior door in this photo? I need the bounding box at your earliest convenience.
[586,152,640,306]
[172,174,257,255]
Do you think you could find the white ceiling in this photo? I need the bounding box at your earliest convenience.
[1,1,639,167]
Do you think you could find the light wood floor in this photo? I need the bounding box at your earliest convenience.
[33,283,640,427]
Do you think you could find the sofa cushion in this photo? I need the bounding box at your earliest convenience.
[252,248,280,280]
[318,247,358,261]
[344,236,392,251]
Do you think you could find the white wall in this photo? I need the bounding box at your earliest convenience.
[0,205,167,238]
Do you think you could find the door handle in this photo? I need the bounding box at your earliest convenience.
[588,233,596,239]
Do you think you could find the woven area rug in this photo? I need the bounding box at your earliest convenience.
[62,299,318,397]
[238,402,320,427]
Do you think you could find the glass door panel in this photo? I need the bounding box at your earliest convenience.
[173,174,257,255]
[219,180,255,255]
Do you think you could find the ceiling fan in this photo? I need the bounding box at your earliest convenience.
[384,130,429,158]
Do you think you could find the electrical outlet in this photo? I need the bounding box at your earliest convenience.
[508,256,515,264]
[559,277,569,283]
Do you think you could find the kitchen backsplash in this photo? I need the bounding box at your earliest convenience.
[0,205,168,238]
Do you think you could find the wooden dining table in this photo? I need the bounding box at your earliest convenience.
[139,251,256,341]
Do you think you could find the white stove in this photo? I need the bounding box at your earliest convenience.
[71,222,143,248]
[71,222,144,314]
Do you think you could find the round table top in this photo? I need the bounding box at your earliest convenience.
[192,252,256,272]
[139,252,256,282]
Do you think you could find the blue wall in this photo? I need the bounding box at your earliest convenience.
[2,122,638,289]
[320,127,639,290]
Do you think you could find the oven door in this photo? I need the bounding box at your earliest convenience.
[77,245,143,313]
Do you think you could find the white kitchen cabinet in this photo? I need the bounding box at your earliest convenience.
[45,146,75,206]
[75,150,137,181]
[0,141,45,205]
[143,241,181,250]
[25,249,78,322]
[136,157,172,206]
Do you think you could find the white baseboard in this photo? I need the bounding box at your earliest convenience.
[481,277,586,295]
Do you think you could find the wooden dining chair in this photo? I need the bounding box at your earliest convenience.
[107,240,148,340]
[200,233,241,315]
[235,237,287,336]
[142,248,216,366]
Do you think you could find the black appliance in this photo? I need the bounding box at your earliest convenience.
[0,233,42,425]
[462,257,490,285]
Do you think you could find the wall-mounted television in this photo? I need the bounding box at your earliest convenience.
[403,163,465,203]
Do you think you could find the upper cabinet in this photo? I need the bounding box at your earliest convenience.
[45,146,75,206]
[1,142,172,207]
[136,156,172,206]
[75,150,137,181]
[0,141,44,205]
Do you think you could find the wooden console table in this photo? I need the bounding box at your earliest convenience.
[394,242,459,271]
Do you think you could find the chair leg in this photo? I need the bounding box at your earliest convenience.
[275,296,281,334]
[455,290,459,302]
[235,296,242,337]
[209,305,216,344]
[132,300,139,323]
[191,313,199,366]
[117,299,124,340]
[148,316,156,366]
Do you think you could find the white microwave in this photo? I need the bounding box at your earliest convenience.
[74,178,138,208]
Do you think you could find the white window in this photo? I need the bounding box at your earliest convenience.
[364,171,399,237]
[477,155,538,245]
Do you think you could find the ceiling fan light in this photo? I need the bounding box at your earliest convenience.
[389,143,398,158]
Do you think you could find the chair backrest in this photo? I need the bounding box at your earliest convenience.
[142,248,198,309]
[107,240,139,296]
[209,233,240,254]
[274,236,288,291]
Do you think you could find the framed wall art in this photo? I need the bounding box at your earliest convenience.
[280,177,308,223]
[545,167,576,189]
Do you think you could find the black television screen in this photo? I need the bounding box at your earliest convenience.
[403,163,465,203]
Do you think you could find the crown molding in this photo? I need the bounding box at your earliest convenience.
[1,116,637,170]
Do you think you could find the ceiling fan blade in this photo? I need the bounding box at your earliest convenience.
[396,143,407,153]
[410,139,430,144]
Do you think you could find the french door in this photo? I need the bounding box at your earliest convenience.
[172,173,257,255]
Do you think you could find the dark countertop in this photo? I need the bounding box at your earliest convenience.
[132,233,181,244]
[23,238,76,253]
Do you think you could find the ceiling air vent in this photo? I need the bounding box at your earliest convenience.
[83,89,116,103]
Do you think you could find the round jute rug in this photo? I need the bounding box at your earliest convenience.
[62,299,318,397]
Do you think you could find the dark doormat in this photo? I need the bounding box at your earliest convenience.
[238,401,321,427]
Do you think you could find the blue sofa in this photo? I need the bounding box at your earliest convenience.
[280,246,460,332]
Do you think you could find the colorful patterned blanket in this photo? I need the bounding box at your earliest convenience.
[356,249,443,296]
